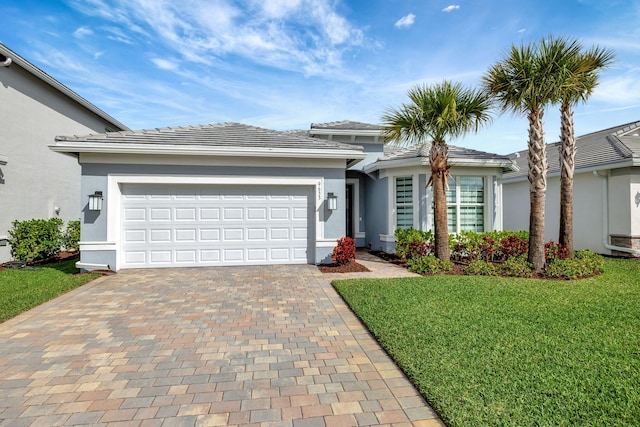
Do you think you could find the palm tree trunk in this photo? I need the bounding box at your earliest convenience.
[430,140,450,261]
[527,109,548,272]
[559,101,575,257]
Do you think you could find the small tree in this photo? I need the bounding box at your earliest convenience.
[382,81,492,261]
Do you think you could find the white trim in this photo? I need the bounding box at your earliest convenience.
[380,234,396,242]
[316,240,339,248]
[77,153,347,168]
[106,175,325,270]
[355,232,365,238]
[51,142,366,160]
[346,178,362,238]
[79,241,116,251]
[76,262,111,271]
[365,157,516,174]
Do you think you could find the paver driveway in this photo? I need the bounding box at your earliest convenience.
[0,264,443,426]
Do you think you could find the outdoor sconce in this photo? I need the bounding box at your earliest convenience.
[327,192,338,210]
[88,191,103,211]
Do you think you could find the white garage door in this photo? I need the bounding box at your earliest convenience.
[120,184,313,268]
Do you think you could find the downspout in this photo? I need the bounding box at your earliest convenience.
[594,170,640,256]
[0,55,11,67]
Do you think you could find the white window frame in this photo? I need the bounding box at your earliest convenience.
[446,175,486,233]
[395,175,415,230]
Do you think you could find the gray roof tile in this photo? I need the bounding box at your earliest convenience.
[310,120,384,131]
[504,121,640,180]
[380,142,513,163]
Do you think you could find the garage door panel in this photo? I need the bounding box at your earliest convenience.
[150,251,171,263]
[223,208,243,220]
[125,208,146,221]
[247,208,267,220]
[175,229,196,242]
[200,229,220,241]
[270,208,289,220]
[200,249,220,262]
[176,208,196,220]
[176,250,196,263]
[121,184,313,268]
[200,208,220,220]
[125,229,146,242]
[150,208,171,221]
[150,229,171,242]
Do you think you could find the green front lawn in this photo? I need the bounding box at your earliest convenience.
[333,258,640,426]
[0,259,100,323]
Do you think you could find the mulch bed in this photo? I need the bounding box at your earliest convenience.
[318,260,370,273]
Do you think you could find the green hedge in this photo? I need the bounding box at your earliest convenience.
[8,218,80,262]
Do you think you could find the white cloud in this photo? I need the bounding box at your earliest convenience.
[395,13,415,29]
[442,5,460,13]
[73,26,93,38]
[68,0,366,78]
[518,28,526,33]
[151,58,179,71]
[592,75,640,104]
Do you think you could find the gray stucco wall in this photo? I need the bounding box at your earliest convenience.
[0,61,121,262]
[363,173,389,252]
[79,162,345,266]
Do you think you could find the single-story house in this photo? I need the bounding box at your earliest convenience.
[0,43,128,262]
[503,121,640,257]
[51,120,517,270]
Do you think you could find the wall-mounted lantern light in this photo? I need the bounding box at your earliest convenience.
[327,192,338,210]
[88,191,103,211]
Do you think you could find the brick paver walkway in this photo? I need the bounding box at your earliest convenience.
[0,262,443,426]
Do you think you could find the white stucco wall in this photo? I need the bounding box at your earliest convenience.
[0,62,120,262]
[503,169,636,255]
[631,171,640,236]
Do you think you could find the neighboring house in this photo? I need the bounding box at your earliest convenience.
[50,120,517,270]
[502,121,640,257]
[0,43,128,262]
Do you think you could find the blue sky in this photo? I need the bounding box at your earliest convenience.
[3,0,640,154]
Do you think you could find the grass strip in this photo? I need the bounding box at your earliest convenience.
[0,259,99,322]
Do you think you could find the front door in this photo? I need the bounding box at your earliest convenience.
[345,184,354,238]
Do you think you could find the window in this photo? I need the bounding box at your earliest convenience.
[445,176,484,232]
[395,176,413,229]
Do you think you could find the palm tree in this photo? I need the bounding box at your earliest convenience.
[553,40,614,257]
[483,37,566,272]
[381,81,492,261]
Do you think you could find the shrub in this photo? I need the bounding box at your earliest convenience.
[545,240,569,262]
[545,250,604,279]
[62,220,81,251]
[464,260,499,276]
[8,218,64,262]
[500,256,534,278]
[407,255,453,275]
[499,235,529,260]
[332,237,356,265]
[394,228,433,260]
[451,230,529,263]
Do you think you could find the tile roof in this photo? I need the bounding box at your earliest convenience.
[361,142,516,173]
[310,120,384,131]
[55,122,363,152]
[380,142,514,163]
[504,121,640,181]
